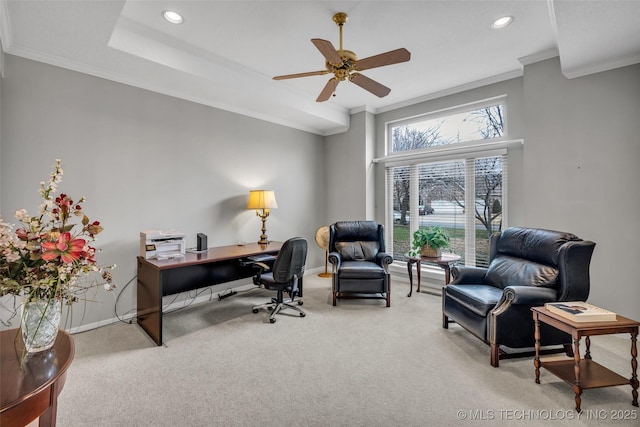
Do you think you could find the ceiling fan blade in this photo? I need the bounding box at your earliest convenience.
[350,73,391,98]
[311,38,343,66]
[316,78,340,102]
[273,70,329,80]
[355,48,411,71]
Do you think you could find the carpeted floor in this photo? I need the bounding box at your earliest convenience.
[56,275,639,426]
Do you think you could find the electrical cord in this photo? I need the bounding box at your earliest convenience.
[113,275,138,324]
[0,296,20,327]
[161,287,214,315]
[113,275,260,323]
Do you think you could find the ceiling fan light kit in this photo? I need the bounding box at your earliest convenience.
[273,12,411,102]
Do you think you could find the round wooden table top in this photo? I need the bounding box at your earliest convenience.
[1,328,75,426]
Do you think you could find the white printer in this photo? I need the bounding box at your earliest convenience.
[140,230,186,260]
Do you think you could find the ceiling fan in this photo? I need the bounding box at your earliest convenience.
[273,12,411,102]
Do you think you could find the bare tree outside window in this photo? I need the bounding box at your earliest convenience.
[392,124,450,225]
[389,103,505,267]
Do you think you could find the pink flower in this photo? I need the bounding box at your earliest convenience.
[41,232,86,263]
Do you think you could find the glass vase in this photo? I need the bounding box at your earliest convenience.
[21,299,62,353]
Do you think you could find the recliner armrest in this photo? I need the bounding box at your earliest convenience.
[450,265,488,285]
[501,285,558,305]
[376,252,393,269]
[328,251,341,271]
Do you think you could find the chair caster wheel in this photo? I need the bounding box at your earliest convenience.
[252,309,259,314]
[298,301,303,306]
[300,312,306,317]
[269,318,276,323]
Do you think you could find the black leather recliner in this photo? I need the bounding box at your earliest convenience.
[442,227,596,367]
[328,221,393,307]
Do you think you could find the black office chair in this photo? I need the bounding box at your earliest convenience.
[252,237,308,323]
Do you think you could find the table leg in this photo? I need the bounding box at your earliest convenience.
[416,260,422,293]
[572,337,583,413]
[631,330,638,407]
[534,314,541,384]
[443,264,452,285]
[407,259,414,297]
[585,336,592,360]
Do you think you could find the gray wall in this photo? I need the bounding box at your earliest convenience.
[522,58,640,320]
[324,111,369,223]
[1,55,326,329]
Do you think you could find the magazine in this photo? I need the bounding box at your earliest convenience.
[544,301,617,322]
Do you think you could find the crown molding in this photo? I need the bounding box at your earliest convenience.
[518,48,559,67]
[561,53,640,79]
[375,69,523,115]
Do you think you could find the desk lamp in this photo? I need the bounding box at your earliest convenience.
[247,190,278,244]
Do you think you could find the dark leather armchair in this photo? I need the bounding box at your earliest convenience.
[252,237,307,323]
[328,221,393,307]
[442,227,595,367]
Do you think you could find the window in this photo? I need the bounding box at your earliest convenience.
[390,102,504,153]
[384,100,507,268]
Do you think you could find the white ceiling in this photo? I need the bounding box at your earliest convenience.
[1,1,639,135]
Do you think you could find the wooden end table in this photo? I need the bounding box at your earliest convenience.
[1,329,75,427]
[405,252,461,297]
[531,306,639,413]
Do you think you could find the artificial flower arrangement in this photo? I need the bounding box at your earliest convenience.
[0,159,114,349]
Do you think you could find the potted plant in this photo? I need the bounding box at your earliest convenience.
[0,159,115,354]
[410,226,450,258]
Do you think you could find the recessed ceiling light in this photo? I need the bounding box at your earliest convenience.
[162,10,183,24]
[491,16,514,30]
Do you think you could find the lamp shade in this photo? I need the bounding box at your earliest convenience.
[247,190,278,210]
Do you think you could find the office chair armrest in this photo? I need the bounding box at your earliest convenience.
[253,261,271,271]
[252,261,272,285]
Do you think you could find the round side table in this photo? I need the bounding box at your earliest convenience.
[405,253,461,297]
[1,329,75,427]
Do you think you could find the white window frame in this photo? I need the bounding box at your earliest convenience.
[377,96,519,283]
[386,95,508,156]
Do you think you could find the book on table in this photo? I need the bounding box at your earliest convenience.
[544,301,617,322]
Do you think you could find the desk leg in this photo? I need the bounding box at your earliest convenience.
[631,330,639,407]
[416,261,422,293]
[137,260,163,346]
[572,336,583,413]
[407,259,414,297]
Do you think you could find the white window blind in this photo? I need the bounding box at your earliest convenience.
[386,153,507,268]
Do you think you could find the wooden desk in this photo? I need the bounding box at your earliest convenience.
[405,253,461,297]
[137,242,283,345]
[1,329,74,427]
[532,306,639,412]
